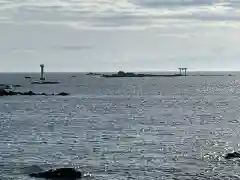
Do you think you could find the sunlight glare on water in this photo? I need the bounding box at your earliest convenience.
[0,72,240,180]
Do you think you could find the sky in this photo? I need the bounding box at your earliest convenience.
[1,0,240,72]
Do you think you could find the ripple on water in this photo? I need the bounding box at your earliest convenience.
[1,75,240,179]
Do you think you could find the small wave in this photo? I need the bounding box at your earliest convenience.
[21,165,44,174]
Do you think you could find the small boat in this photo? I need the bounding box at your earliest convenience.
[5,85,13,89]
[0,85,13,92]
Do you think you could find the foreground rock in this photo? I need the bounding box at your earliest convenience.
[29,168,82,179]
[225,152,240,159]
[102,71,182,78]
[0,89,70,96]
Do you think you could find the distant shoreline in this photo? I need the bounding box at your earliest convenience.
[85,71,234,78]
[101,71,184,78]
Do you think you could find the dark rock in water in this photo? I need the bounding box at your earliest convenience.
[29,168,82,179]
[0,89,70,97]
[25,76,32,79]
[0,90,4,96]
[86,72,102,76]
[0,89,17,96]
[57,92,70,96]
[31,81,60,85]
[225,152,240,159]
[22,91,36,96]
[1,91,18,96]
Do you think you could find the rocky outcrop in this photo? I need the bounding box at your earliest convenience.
[225,152,240,159]
[86,72,102,76]
[0,89,70,96]
[102,71,182,78]
[29,168,82,179]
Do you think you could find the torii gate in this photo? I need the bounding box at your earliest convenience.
[178,68,187,76]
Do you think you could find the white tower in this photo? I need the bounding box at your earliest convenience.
[40,64,45,80]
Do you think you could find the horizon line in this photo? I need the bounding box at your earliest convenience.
[0,70,239,73]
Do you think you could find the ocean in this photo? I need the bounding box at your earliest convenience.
[1,72,240,180]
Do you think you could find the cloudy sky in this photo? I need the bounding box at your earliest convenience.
[0,0,240,72]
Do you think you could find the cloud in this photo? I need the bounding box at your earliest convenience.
[0,0,240,29]
[133,0,218,7]
[12,48,36,53]
[0,44,92,54]
[51,45,93,51]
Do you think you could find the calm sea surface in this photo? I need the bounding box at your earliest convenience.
[1,72,240,180]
